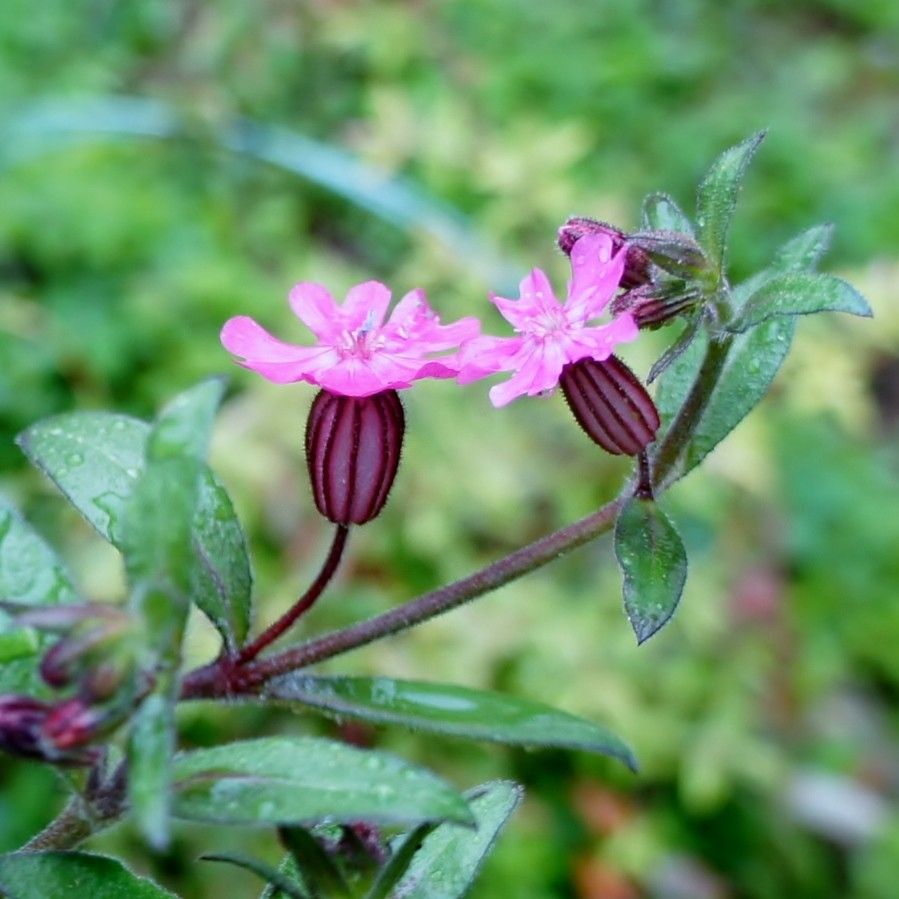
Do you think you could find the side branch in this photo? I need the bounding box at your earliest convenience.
[182,494,627,697]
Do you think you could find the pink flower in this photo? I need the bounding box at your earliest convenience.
[457,234,639,407]
[221,281,480,398]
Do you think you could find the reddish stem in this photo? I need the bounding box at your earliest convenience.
[236,524,349,665]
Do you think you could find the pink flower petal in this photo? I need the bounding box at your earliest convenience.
[456,335,524,384]
[341,281,392,331]
[384,290,481,351]
[492,269,560,329]
[288,283,341,340]
[488,339,567,408]
[563,313,639,364]
[565,235,626,324]
[221,316,310,363]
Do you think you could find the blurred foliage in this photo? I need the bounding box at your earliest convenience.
[0,1,898,897]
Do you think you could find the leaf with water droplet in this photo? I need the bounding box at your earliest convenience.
[266,674,636,771]
[171,737,474,829]
[640,191,695,236]
[695,131,766,280]
[654,316,795,481]
[0,500,79,693]
[388,781,522,899]
[18,408,252,648]
[17,411,149,545]
[728,272,872,334]
[149,377,227,462]
[615,498,687,644]
[0,852,177,898]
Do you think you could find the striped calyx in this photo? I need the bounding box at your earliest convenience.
[305,389,405,525]
[559,356,660,456]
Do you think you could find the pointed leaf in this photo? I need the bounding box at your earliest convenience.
[696,131,766,277]
[278,826,350,897]
[641,192,695,235]
[122,456,203,849]
[0,500,78,693]
[366,823,435,899]
[201,854,308,899]
[19,410,251,648]
[390,781,522,899]
[730,272,872,333]
[171,737,474,828]
[655,316,795,481]
[265,675,636,771]
[648,313,703,385]
[129,690,176,850]
[17,412,149,545]
[615,498,687,644]
[0,852,177,898]
[190,469,252,649]
[771,223,834,273]
[149,377,227,462]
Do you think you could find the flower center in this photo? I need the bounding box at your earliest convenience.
[335,310,385,360]
[526,307,570,339]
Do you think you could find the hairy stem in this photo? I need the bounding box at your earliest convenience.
[237,524,350,664]
[651,333,732,488]
[182,494,628,697]
[20,798,94,852]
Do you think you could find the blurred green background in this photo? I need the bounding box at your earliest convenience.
[1,1,898,896]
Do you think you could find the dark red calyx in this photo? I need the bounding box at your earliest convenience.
[305,389,405,526]
[560,356,660,456]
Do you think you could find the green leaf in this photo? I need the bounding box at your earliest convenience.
[0,627,40,663]
[122,456,203,849]
[201,854,308,899]
[771,223,834,272]
[17,412,149,546]
[641,192,694,235]
[615,498,688,644]
[278,826,349,898]
[366,823,435,899]
[266,675,636,772]
[19,409,252,648]
[129,691,176,850]
[260,856,309,899]
[0,500,78,693]
[190,468,252,649]
[0,852,177,898]
[655,317,795,480]
[149,377,227,462]
[731,272,872,333]
[122,457,202,609]
[171,737,474,828]
[696,131,766,277]
[389,781,521,899]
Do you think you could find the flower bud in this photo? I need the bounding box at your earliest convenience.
[0,694,49,759]
[559,356,660,456]
[41,697,103,751]
[557,217,652,289]
[305,389,405,526]
[611,286,701,330]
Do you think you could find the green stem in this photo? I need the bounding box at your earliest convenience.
[651,333,732,488]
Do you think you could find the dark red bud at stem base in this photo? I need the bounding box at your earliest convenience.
[557,217,653,289]
[560,356,660,456]
[306,389,405,526]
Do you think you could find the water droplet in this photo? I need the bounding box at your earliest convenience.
[66,452,84,466]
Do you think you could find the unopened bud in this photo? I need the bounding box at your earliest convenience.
[559,356,660,456]
[0,694,49,759]
[626,231,708,280]
[557,217,652,289]
[305,389,405,526]
[612,286,701,330]
[41,698,103,751]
